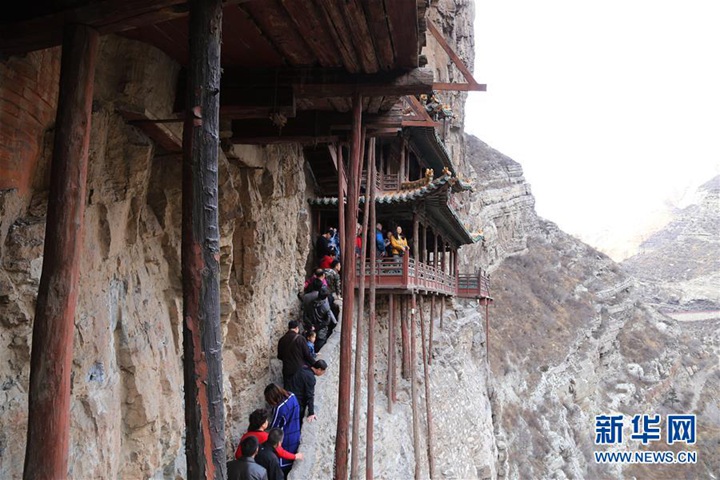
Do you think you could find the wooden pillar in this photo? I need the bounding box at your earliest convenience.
[429,295,435,366]
[399,142,406,183]
[454,248,459,278]
[440,295,445,329]
[400,296,411,379]
[181,1,225,478]
[335,93,363,480]
[337,144,345,260]
[387,294,396,412]
[421,224,427,264]
[350,137,372,480]
[410,293,422,479]
[365,140,378,480]
[23,23,98,480]
[433,233,439,270]
[440,238,446,274]
[412,213,419,261]
[419,297,436,478]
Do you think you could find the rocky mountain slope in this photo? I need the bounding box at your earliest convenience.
[460,135,719,479]
[622,175,720,315]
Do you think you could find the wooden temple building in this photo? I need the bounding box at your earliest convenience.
[1,1,490,479]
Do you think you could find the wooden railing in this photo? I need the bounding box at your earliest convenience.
[356,255,459,296]
[361,171,400,191]
[457,271,491,299]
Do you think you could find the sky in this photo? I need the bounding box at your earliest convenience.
[464,0,720,259]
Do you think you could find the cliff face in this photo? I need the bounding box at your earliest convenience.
[463,136,720,479]
[0,36,311,479]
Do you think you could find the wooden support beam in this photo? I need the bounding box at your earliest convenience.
[432,82,487,92]
[335,93,363,480]
[181,1,226,478]
[440,296,445,330]
[419,297,436,478]
[340,0,380,73]
[387,293,396,412]
[384,0,419,68]
[119,108,183,153]
[350,136,371,480]
[315,0,362,73]
[429,295,435,366]
[410,292,422,479]
[23,23,98,480]
[278,0,343,68]
[365,139,378,480]
[0,0,186,55]
[400,296,411,380]
[293,68,433,98]
[359,0,395,70]
[336,144,345,259]
[426,20,486,92]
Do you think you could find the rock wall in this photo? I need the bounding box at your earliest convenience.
[0,36,312,479]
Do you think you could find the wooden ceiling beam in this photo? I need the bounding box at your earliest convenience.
[359,0,394,70]
[383,0,419,69]
[340,0,380,73]
[294,68,433,98]
[278,0,342,68]
[315,0,363,73]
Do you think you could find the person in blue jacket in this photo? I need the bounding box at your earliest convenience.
[264,383,302,475]
[375,222,386,256]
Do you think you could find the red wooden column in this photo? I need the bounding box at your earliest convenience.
[419,297,436,478]
[387,294,396,412]
[181,0,225,478]
[400,295,411,380]
[350,137,371,479]
[23,23,98,480]
[433,232,439,270]
[335,93,363,480]
[429,295,435,365]
[410,292,421,479]
[337,144,345,260]
[365,139,379,480]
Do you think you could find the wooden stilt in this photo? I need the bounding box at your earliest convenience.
[433,233,438,270]
[23,23,98,480]
[181,1,225,478]
[419,297,436,478]
[400,296,411,379]
[410,292,422,479]
[440,296,445,329]
[365,140,378,480]
[387,294,395,412]
[429,295,435,365]
[350,137,372,480]
[337,144,345,260]
[335,93,363,480]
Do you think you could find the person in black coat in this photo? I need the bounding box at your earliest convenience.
[285,359,327,423]
[277,320,315,388]
[255,428,285,480]
[227,436,268,480]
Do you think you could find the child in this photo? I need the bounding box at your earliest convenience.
[236,408,303,461]
[305,331,317,359]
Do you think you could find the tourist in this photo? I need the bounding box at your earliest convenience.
[227,436,267,480]
[311,287,336,353]
[236,409,303,463]
[276,321,315,388]
[315,228,333,259]
[375,223,386,257]
[328,227,340,261]
[390,225,409,258]
[255,428,285,480]
[305,331,317,359]
[318,248,336,269]
[264,385,301,474]
[285,360,327,423]
[324,260,342,321]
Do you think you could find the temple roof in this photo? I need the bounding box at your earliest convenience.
[309,173,476,247]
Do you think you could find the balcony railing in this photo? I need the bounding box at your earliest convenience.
[360,171,401,191]
[355,255,490,299]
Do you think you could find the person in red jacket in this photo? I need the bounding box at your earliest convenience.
[235,409,304,462]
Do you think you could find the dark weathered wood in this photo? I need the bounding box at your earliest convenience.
[419,297,436,478]
[388,294,396,408]
[400,296,410,379]
[279,0,342,68]
[429,295,435,365]
[316,0,362,73]
[241,0,315,66]
[23,23,98,480]
[0,0,185,55]
[365,139,378,480]
[410,292,422,479]
[340,0,379,73]
[119,109,183,153]
[383,0,419,68]
[181,0,226,478]
[359,0,394,70]
[426,20,480,87]
[337,144,345,258]
[432,82,487,92]
[294,68,432,98]
[350,136,371,480]
[335,93,362,480]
